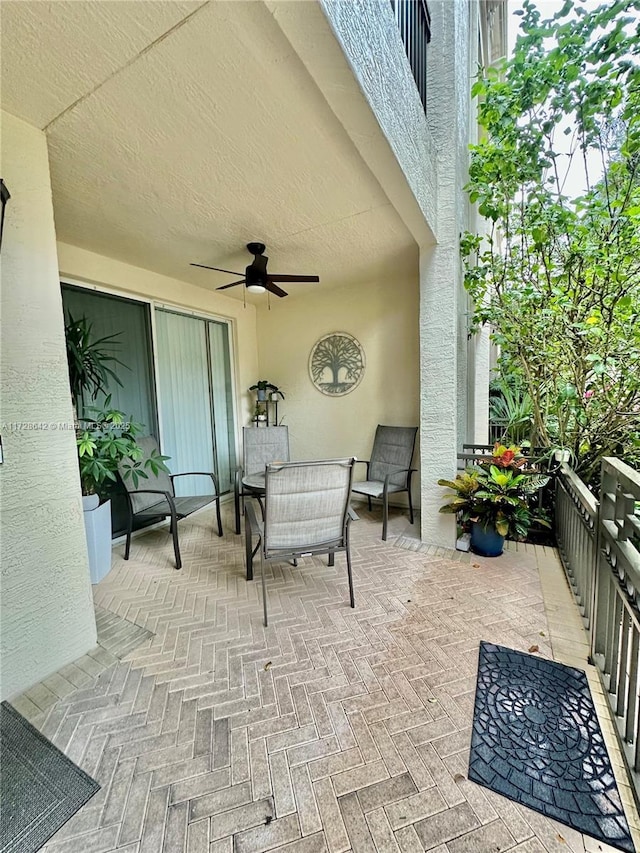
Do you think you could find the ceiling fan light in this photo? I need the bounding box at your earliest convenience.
[246,283,266,294]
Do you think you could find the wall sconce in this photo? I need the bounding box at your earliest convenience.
[0,180,10,251]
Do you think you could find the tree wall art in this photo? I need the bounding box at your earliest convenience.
[309,332,365,396]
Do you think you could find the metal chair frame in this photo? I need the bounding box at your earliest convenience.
[351,425,418,540]
[120,438,222,570]
[244,458,357,626]
[234,426,289,534]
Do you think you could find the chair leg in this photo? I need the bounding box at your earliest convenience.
[367,496,372,512]
[260,552,268,627]
[235,486,241,535]
[346,549,355,608]
[328,552,335,567]
[215,498,223,537]
[170,512,182,570]
[408,488,415,525]
[124,511,133,560]
[382,495,388,541]
[245,515,254,581]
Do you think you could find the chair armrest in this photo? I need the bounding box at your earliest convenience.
[170,472,220,495]
[353,459,371,477]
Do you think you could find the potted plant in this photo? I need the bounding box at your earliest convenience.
[64,314,169,582]
[249,380,285,402]
[253,402,268,423]
[438,443,550,557]
[76,398,170,582]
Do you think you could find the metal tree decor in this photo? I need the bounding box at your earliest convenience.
[309,332,365,396]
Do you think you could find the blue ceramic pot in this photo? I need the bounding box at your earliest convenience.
[471,521,505,557]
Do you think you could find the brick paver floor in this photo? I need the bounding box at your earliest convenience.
[11,502,639,852]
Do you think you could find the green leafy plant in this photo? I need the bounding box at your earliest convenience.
[64,316,170,498]
[462,0,640,484]
[253,402,267,421]
[77,397,170,496]
[438,443,550,539]
[64,313,126,410]
[489,380,534,446]
[249,380,284,399]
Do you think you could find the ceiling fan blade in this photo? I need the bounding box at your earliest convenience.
[265,280,288,298]
[191,263,243,275]
[216,279,246,290]
[268,274,320,283]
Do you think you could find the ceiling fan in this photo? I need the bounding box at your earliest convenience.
[191,242,319,298]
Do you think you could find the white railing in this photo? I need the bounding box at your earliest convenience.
[556,457,640,795]
[555,463,598,630]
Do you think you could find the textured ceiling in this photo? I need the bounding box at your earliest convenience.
[1,1,416,300]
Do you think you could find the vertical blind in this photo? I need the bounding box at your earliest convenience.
[155,309,236,497]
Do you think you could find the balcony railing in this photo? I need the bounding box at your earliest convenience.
[556,457,640,797]
[390,0,432,112]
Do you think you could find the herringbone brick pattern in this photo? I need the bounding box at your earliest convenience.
[11,503,637,852]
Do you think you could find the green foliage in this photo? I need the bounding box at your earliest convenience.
[249,380,284,399]
[489,379,534,445]
[464,0,640,483]
[64,313,126,410]
[64,316,170,497]
[438,443,550,539]
[77,397,170,496]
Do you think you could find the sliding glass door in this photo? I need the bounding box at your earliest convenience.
[61,284,159,535]
[155,309,236,497]
[62,284,237,535]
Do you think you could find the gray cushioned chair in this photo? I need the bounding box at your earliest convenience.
[351,425,418,541]
[244,458,357,626]
[119,436,222,570]
[234,426,289,534]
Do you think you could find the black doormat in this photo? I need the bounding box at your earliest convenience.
[0,701,100,853]
[469,642,634,853]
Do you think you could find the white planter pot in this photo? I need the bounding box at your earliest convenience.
[83,497,112,584]
[554,449,571,463]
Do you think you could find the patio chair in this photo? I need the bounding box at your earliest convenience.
[244,458,357,626]
[351,424,418,541]
[234,426,289,534]
[118,436,222,570]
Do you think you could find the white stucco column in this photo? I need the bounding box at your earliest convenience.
[0,111,96,700]
[471,324,491,444]
[419,0,473,546]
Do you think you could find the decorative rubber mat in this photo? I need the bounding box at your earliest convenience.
[469,642,634,853]
[0,701,99,852]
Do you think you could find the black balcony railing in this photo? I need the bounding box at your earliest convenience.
[389,0,432,112]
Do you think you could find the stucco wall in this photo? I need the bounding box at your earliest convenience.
[0,112,97,700]
[57,244,260,431]
[255,252,420,508]
[318,0,437,239]
[419,0,474,546]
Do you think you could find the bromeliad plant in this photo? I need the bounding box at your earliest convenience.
[438,443,550,539]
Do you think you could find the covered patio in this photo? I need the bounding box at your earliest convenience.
[13,505,639,853]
